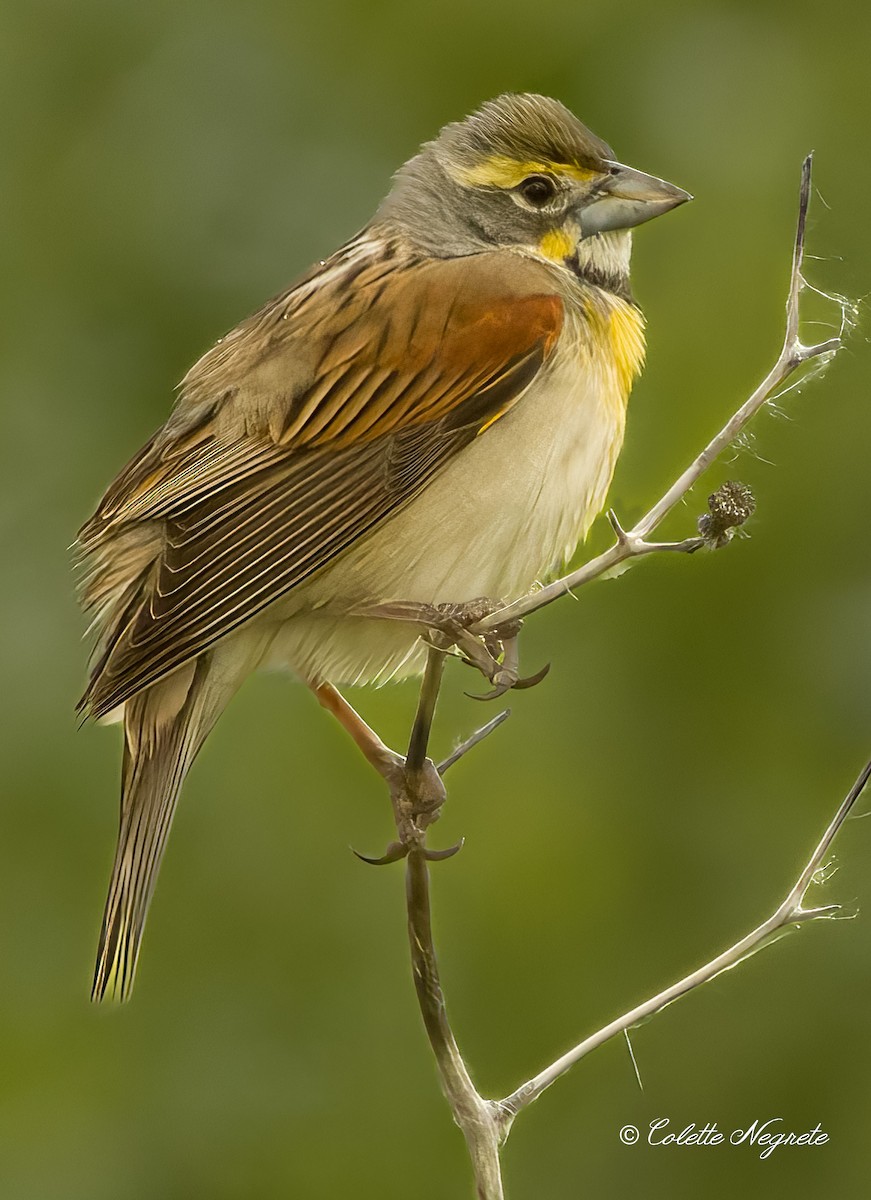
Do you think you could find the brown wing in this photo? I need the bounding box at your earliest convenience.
[79,241,564,719]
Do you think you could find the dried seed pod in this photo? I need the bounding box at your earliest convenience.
[697,481,756,549]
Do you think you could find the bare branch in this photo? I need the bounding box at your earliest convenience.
[476,154,846,635]
[402,647,505,1196]
[339,156,850,1198]
[406,847,504,1199]
[344,644,507,1197]
[496,756,871,1125]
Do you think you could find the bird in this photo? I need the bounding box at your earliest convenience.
[77,92,690,1001]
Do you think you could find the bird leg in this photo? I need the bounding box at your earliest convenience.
[313,681,403,777]
[357,597,550,699]
[312,679,455,863]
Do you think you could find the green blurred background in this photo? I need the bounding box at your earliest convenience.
[2,1,870,1196]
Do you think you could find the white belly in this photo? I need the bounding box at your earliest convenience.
[268,315,628,685]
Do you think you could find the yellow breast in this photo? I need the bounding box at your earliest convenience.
[583,292,646,401]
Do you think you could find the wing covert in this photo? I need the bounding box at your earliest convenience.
[79,247,563,717]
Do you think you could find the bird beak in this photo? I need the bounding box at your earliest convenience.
[579,161,692,238]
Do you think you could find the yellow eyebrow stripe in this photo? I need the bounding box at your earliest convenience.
[453,155,598,188]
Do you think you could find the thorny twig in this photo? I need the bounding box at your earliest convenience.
[495,756,871,1128]
[349,157,856,1199]
[474,154,849,636]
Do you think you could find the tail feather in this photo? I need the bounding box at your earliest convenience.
[92,649,245,1002]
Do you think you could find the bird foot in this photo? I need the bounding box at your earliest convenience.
[352,837,464,867]
[351,752,464,866]
[358,597,550,700]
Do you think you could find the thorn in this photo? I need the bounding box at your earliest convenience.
[437,710,511,774]
[351,841,409,866]
[607,509,629,542]
[794,903,842,921]
[624,1029,644,1093]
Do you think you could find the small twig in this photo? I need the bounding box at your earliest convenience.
[496,755,871,1125]
[476,154,845,635]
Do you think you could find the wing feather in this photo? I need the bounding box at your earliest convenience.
[79,241,564,718]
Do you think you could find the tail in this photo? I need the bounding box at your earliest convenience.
[92,645,252,1002]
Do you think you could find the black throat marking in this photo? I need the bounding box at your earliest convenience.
[564,251,635,304]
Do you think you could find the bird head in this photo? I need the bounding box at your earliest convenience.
[377,93,691,291]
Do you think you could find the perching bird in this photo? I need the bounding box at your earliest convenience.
[77,93,690,1000]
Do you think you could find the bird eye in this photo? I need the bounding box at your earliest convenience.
[517,175,557,207]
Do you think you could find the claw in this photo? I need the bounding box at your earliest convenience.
[512,661,551,690]
[466,660,550,700]
[351,840,409,866]
[352,837,464,865]
[464,631,550,700]
[465,634,519,699]
[466,669,516,702]
[422,838,465,861]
